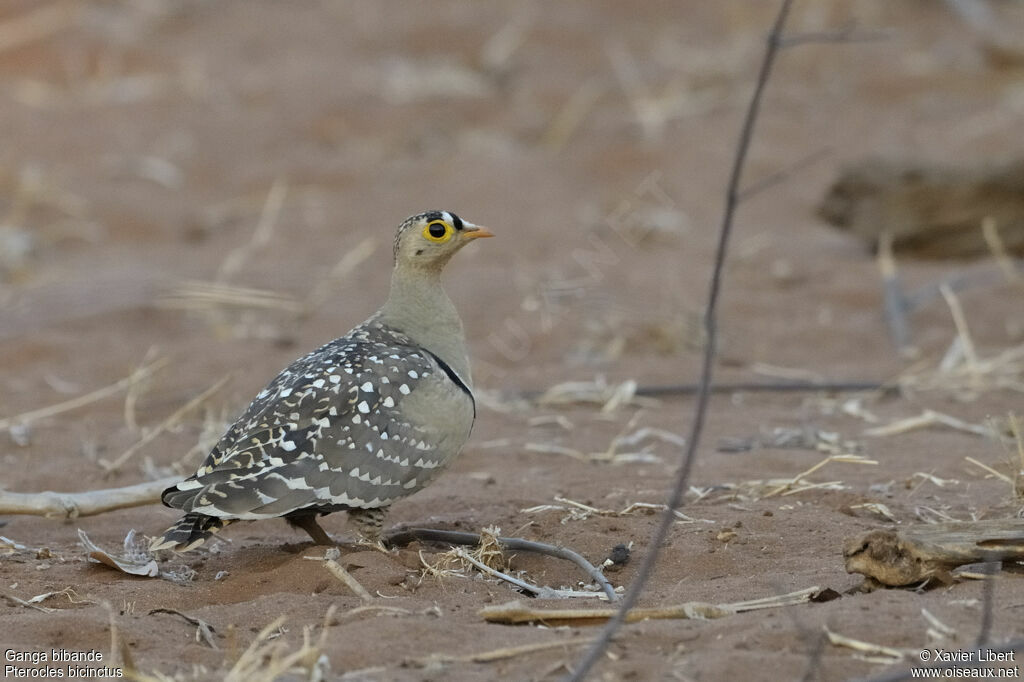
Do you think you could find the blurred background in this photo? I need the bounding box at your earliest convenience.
[1,1,1021,390]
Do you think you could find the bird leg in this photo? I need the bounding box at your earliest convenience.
[288,513,335,545]
[347,507,388,548]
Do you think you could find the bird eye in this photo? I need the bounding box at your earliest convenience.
[423,220,452,242]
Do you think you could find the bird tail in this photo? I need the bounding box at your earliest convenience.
[150,513,234,552]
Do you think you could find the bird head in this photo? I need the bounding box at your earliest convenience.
[393,210,493,271]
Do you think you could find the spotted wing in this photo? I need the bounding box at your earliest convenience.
[161,331,473,520]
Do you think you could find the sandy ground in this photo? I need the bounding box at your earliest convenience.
[1,1,1023,680]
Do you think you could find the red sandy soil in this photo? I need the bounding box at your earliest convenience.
[1,1,1023,680]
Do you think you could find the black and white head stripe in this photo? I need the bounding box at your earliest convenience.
[392,211,466,261]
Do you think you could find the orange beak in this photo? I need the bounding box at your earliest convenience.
[463,225,494,239]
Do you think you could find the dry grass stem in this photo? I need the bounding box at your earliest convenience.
[911,472,960,489]
[217,178,287,283]
[536,377,659,412]
[479,13,532,74]
[524,421,685,466]
[304,236,377,312]
[824,627,905,663]
[922,608,956,640]
[864,409,996,438]
[0,357,168,433]
[159,280,305,314]
[521,497,707,525]
[749,362,824,383]
[453,547,607,600]
[337,605,412,620]
[542,79,605,151]
[964,456,1014,486]
[103,601,137,677]
[596,422,686,463]
[408,636,596,667]
[480,586,822,626]
[528,415,575,430]
[898,298,1024,398]
[1,591,56,613]
[762,454,877,499]
[940,284,980,372]
[982,217,1023,284]
[877,230,911,352]
[224,612,330,682]
[915,506,960,524]
[418,526,507,582]
[26,587,89,607]
[124,347,162,432]
[399,527,618,601]
[984,413,1024,497]
[99,374,230,472]
[850,502,898,522]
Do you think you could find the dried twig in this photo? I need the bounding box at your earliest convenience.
[407,636,596,667]
[864,410,995,439]
[324,557,374,602]
[0,475,180,519]
[520,379,886,402]
[825,627,904,662]
[453,547,606,599]
[877,231,912,352]
[216,178,287,283]
[481,586,823,625]
[964,456,1013,486]
[158,281,304,314]
[541,79,605,151]
[1,591,56,613]
[304,237,377,313]
[0,357,168,433]
[940,284,980,372]
[761,454,877,499]
[148,608,218,649]
[99,375,231,472]
[224,609,331,682]
[982,217,1023,284]
[535,377,657,412]
[522,497,706,525]
[384,527,617,602]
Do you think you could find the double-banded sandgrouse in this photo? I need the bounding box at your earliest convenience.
[151,211,492,551]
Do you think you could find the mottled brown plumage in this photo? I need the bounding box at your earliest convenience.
[152,211,491,551]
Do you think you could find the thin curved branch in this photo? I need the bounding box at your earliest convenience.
[384,527,618,603]
[567,1,796,678]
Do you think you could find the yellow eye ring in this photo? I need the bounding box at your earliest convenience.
[423,220,453,243]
